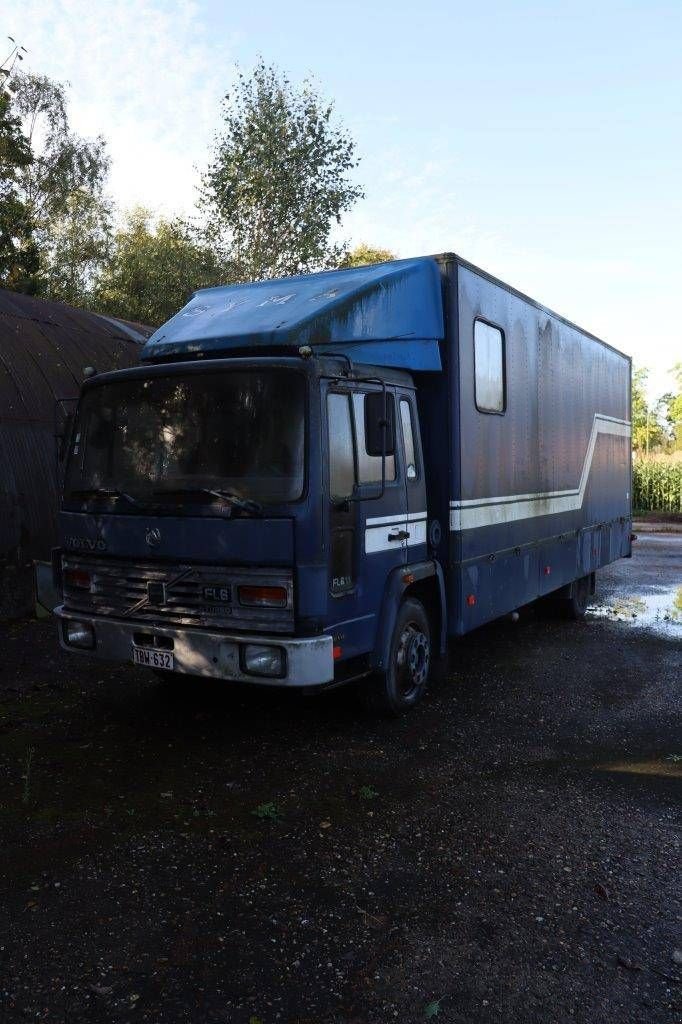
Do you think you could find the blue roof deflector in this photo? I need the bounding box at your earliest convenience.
[140,257,444,371]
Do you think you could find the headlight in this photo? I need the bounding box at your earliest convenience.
[241,644,285,678]
[63,619,95,649]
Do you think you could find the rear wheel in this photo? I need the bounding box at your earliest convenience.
[559,573,592,620]
[361,597,431,716]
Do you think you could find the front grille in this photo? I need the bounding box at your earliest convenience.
[62,556,294,633]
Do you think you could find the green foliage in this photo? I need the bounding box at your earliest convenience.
[631,367,666,454]
[632,460,682,513]
[200,58,363,282]
[41,188,112,306]
[662,363,682,448]
[339,244,395,269]
[11,71,112,303]
[0,91,39,290]
[3,60,366,320]
[251,801,283,822]
[358,785,379,800]
[14,72,109,229]
[424,998,444,1018]
[95,208,224,326]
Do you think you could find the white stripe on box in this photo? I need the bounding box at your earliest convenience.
[449,415,631,531]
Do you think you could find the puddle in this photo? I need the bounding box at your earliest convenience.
[596,757,682,779]
[587,586,682,636]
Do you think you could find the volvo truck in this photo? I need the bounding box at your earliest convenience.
[55,255,632,714]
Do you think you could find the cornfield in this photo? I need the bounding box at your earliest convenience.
[633,459,682,513]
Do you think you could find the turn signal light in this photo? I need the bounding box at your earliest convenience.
[64,568,91,590]
[238,585,287,608]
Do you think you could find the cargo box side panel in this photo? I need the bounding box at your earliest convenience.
[449,264,631,633]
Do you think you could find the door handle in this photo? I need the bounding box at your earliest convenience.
[388,529,410,541]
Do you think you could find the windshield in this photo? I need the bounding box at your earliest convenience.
[64,369,306,506]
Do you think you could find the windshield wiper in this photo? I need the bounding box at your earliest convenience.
[70,487,145,508]
[152,487,263,515]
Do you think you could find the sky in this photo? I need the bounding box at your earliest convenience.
[8,0,682,399]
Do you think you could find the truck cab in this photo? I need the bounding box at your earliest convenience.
[57,345,444,715]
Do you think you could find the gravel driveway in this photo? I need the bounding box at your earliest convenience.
[1,533,680,1023]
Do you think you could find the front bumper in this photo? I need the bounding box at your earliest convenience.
[55,606,334,687]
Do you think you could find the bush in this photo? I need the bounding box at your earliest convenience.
[633,459,682,513]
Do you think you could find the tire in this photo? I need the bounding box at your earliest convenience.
[361,597,432,716]
[560,573,592,621]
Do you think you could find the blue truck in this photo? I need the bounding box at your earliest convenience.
[55,254,632,714]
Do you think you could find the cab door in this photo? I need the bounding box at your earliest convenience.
[397,391,428,563]
[325,383,407,660]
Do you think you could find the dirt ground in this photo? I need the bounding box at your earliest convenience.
[1,534,680,1023]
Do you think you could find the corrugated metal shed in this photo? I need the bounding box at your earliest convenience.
[0,290,152,618]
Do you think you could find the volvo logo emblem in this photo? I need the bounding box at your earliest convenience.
[145,527,162,548]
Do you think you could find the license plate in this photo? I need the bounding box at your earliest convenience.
[132,646,174,671]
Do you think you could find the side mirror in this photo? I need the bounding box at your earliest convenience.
[365,392,396,457]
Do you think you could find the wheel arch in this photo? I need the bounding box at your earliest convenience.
[371,560,446,671]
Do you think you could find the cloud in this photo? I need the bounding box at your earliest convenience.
[11,0,235,216]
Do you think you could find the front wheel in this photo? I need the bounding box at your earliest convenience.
[361,597,432,716]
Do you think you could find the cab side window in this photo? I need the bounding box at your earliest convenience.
[327,392,356,499]
[400,399,418,481]
[352,392,396,484]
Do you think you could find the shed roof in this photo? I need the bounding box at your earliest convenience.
[0,291,150,428]
[0,290,152,571]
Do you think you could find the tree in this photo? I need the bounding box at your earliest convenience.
[11,72,112,302]
[662,363,682,449]
[631,366,666,454]
[95,208,225,326]
[40,188,112,306]
[0,91,39,290]
[339,243,395,269]
[200,59,363,282]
